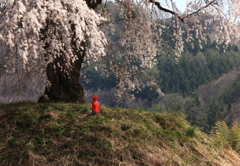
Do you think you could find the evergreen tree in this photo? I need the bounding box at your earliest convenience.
[210,121,230,148]
[230,122,240,152]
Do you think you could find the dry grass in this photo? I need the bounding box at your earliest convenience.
[0,102,240,165]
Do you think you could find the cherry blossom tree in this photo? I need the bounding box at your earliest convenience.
[0,0,239,103]
[0,0,106,103]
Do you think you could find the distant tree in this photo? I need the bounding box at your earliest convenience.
[207,98,225,131]
[210,121,230,148]
[230,122,240,152]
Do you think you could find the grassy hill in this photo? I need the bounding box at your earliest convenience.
[0,102,240,166]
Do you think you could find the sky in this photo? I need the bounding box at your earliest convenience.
[172,0,228,14]
[174,0,188,12]
[154,0,189,13]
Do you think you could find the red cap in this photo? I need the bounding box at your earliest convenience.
[92,96,98,99]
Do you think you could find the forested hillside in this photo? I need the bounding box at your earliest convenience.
[82,30,240,98]
[81,29,240,132]
[196,70,240,131]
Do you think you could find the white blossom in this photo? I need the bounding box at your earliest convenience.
[0,0,107,103]
[1,0,240,102]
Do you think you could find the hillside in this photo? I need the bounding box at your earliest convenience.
[197,70,240,104]
[196,69,240,129]
[0,102,240,166]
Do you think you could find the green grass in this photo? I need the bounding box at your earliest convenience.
[0,102,239,165]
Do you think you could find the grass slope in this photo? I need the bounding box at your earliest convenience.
[0,102,240,166]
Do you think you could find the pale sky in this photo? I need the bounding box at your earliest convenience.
[174,0,188,12]
[156,0,189,13]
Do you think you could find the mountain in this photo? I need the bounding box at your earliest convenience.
[0,102,240,165]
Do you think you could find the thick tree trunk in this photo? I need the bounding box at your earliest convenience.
[38,1,102,103]
[38,22,87,103]
[39,45,86,103]
[39,49,85,103]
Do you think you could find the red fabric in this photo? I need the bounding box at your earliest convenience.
[92,96,98,99]
[92,100,100,114]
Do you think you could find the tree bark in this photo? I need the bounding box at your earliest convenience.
[39,48,85,103]
[38,20,87,103]
[38,0,103,103]
[39,43,86,103]
[84,0,102,9]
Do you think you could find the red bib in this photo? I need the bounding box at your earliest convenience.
[92,100,100,113]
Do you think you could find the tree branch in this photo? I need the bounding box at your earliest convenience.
[181,0,217,21]
[149,0,184,22]
[149,0,218,22]
[99,17,136,26]
[0,5,6,14]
